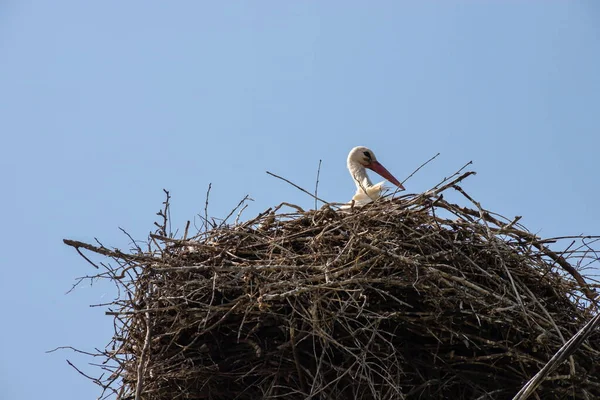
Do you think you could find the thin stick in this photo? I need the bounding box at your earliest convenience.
[154,189,170,237]
[266,171,329,206]
[74,247,100,269]
[165,189,172,237]
[432,171,477,197]
[433,160,474,189]
[314,160,322,210]
[402,152,440,185]
[183,220,190,240]
[235,204,249,225]
[135,311,152,400]
[204,183,212,232]
[119,227,143,254]
[219,195,252,228]
[66,359,104,387]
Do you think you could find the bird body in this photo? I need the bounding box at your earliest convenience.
[350,180,388,206]
[344,146,404,207]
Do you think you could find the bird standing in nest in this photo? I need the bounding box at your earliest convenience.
[345,146,404,207]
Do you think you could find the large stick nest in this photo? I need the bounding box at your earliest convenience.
[65,172,600,400]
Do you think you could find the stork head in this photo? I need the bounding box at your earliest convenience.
[347,146,405,190]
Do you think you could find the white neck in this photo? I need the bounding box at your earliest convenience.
[348,160,373,191]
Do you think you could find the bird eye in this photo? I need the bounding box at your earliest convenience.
[363,151,372,160]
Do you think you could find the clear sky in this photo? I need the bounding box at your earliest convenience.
[1,1,599,399]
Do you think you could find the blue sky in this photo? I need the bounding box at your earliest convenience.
[1,2,599,399]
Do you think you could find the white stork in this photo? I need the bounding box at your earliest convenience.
[345,146,404,207]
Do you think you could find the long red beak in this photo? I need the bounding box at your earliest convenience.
[368,161,405,190]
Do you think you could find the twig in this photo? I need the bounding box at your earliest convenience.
[63,239,157,264]
[153,189,170,237]
[66,359,104,388]
[432,171,477,197]
[315,159,322,210]
[218,195,252,229]
[183,220,190,241]
[204,183,212,232]
[203,183,212,232]
[235,204,249,225]
[119,227,143,254]
[47,346,100,356]
[135,311,152,400]
[433,160,474,189]
[266,171,329,205]
[402,152,440,185]
[74,246,100,269]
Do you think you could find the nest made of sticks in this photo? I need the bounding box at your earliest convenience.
[64,171,600,400]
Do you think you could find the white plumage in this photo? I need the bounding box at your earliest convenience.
[344,146,404,207]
